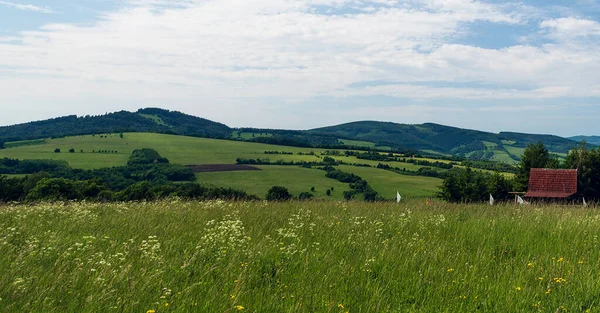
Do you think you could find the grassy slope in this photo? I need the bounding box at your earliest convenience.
[0,133,324,169]
[337,165,441,198]
[2,201,599,313]
[196,165,351,199]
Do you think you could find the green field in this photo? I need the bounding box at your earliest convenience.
[337,165,442,198]
[0,133,450,198]
[196,166,351,199]
[1,200,599,312]
[0,133,324,169]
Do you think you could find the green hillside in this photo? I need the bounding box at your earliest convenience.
[0,108,585,164]
[0,108,231,143]
[569,135,600,145]
[0,133,444,198]
[311,121,582,163]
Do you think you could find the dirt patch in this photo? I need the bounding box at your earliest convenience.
[186,164,262,173]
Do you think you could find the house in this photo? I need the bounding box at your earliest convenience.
[524,168,578,200]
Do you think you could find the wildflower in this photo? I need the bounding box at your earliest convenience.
[546,288,552,295]
[527,262,534,268]
[146,310,155,313]
[553,277,566,283]
[338,304,345,309]
[235,305,244,311]
[231,295,236,300]
[578,260,584,265]
[538,277,544,281]
[164,302,169,307]
[516,287,522,291]
[557,257,564,263]
[447,268,455,273]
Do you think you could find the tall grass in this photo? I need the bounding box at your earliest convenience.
[0,200,599,312]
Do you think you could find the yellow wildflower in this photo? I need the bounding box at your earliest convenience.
[447,268,455,273]
[553,277,566,283]
[164,302,169,307]
[231,295,236,300]
[235,305,244,311]
[546,288,552,295]
[338,304,345,309]
[527,262,534,268]
[578,260,584,265]
[516,287,522,291]
[557,257,564,262]
[538,277,544,281]
[146,310,155,313]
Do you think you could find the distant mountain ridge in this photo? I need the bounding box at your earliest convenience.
[0,108,231,143]
[0,108,586,163]
[310,121,583,163]
[569,136,600,146]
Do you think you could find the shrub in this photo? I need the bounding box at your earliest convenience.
[266,186,292,201]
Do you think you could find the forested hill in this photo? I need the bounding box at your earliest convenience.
[569,136,600,145]
[311,121,582,158]
[0,108,231,142]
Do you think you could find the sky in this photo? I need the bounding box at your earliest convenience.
[0,0,599,136]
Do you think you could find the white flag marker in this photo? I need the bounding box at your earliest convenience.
[517,195,525,205]
[396,191,401,203]
[583,197,588,207]
[489,194,494,206]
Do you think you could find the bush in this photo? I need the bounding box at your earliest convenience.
[298,192,314,201]
[266,186,292,201]
[54,148,61,153]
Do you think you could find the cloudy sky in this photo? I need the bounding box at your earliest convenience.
[0,0,599,136]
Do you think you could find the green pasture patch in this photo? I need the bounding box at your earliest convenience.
[483,141,498,149]
[196,165,350,199]
[337,165,441,198]
[4,139,47,148]
[138,113,168,126]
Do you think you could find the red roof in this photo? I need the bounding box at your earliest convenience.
[525,168,578,198]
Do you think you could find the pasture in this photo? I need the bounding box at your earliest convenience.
[337,165,441,198]
[0,200,599,312]
[196,165,352,199]
[0,133,466,198]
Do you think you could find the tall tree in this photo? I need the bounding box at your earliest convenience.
[515,142,555,191]
[565,142,600,199]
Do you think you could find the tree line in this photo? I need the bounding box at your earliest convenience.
[440,141,600,203]
[0,149,256,202]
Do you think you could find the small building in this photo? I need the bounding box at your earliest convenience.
[524,168,578,201]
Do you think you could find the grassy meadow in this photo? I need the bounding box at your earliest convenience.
[337,165,441,198]
[1,200,599,312]
[0,133,459,199]
[196,166,352,200]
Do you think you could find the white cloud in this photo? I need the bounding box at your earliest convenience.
[0,0,598,130]
[0,0,53,13]
[541,17,600,40]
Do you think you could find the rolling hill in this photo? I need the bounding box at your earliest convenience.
[310,121,582,163]
[0,108,585,163]
[569,136,600,145]
[0,108,231,143]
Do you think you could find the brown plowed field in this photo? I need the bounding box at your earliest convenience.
[185,164,261,173]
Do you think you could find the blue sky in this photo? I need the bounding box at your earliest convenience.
[0,0,599,136]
